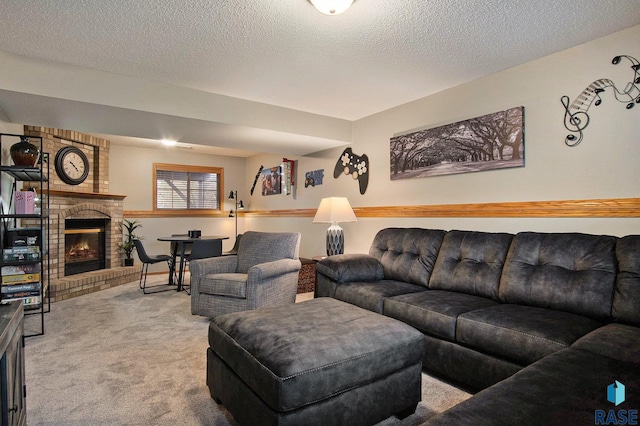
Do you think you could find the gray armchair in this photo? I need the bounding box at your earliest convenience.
[189,231,302,317]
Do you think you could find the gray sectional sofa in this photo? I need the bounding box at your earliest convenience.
[316,228,640,424]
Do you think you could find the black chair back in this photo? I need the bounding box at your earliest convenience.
[171,234,192,257]
[134,239,153,263]
[190,239,222,260]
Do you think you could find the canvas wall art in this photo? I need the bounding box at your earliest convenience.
[390,106,524,180]
[261,166,282,196]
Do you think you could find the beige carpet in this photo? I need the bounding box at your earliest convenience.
[24,275,470,425]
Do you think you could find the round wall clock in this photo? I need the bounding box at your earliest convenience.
[55,146,90,185]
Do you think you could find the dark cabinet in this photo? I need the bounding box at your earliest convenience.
[0,302,25,426]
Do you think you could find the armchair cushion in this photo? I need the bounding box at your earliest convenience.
[199,273,248,298]
[237,231,300,273]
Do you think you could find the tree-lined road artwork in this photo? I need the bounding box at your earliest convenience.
[391,107,524,180]
[396,158,524,180]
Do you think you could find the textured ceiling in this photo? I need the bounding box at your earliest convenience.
[0,0,639,155]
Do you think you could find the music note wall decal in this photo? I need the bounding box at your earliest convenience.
[561,54,640,147]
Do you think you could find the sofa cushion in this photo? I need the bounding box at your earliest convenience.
[499,232,617,320]
[429,230,513,300]
[425,347,640,426]
[198,273,248,298]
[334,280,426,313]
[457,304,603,365]
[572,323,640,365]
[368,228,445,287]
[385,290,499,341]
[613,235,640,325]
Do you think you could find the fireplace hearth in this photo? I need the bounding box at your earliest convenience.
[65,218,107,276]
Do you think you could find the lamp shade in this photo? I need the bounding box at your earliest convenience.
[313,197,357,224]
[309,0,355,15]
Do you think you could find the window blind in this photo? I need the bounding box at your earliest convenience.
[156,169,219,210]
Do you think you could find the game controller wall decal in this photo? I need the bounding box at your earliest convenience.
[333,148,369,194]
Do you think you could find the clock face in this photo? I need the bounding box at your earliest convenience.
[55,146,90,185]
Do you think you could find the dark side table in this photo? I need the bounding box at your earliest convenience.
[297,258,318,295]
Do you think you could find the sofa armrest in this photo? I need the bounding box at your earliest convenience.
[316,254,384,283]
[248,258,302,281]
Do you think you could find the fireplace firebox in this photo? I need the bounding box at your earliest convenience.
[64,218,107,276]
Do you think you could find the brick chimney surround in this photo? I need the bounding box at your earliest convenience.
[24,126,141,301]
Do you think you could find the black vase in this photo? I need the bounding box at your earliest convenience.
[10,137,40,167]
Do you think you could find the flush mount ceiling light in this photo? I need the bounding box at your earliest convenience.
[309,0,355,15]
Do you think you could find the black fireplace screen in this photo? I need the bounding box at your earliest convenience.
[64,219,107,276]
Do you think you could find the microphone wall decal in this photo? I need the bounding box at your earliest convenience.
[561,54,640,147]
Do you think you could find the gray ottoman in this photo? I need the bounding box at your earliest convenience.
[207,297,424,426]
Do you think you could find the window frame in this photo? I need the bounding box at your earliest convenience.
[153,163,224,215]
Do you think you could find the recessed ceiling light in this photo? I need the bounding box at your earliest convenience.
[161,139,177,146]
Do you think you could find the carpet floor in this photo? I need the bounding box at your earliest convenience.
[23,275,470,425]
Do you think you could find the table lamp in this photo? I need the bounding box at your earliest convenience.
[313,197,357,256]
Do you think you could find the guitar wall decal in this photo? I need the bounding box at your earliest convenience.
[561,54,639,147]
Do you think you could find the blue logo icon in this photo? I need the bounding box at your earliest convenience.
[608,381,626,406]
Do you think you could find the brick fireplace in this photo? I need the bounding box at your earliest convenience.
[23,126,141,301]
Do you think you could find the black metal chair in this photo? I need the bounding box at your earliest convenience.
[133,239,175,294]
[181,239,223,294]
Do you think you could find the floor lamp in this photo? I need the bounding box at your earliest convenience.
[313,197,357,256]
[228,191,244,241]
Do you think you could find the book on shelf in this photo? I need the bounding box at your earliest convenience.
[1,263,41,285]
[23,296,41,307]
[1,282,41,294]
[0,295,42,307]
[2,246,41,263]
[1,263,41,275]
[1,273,40,285]
[3,246,40,254]
[2,290,40,300]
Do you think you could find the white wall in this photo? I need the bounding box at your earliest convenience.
[2,27,640,263]
[109,144,247,261]
[245,25,640,257]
